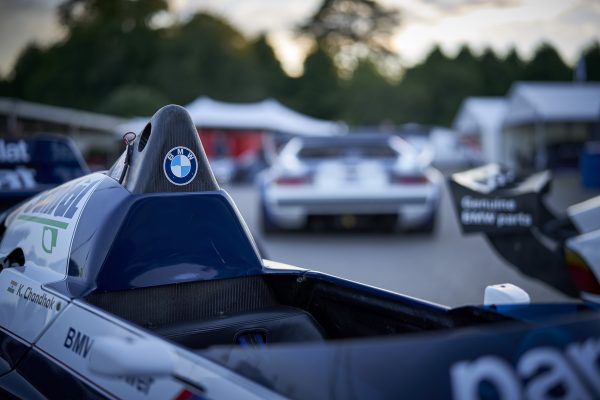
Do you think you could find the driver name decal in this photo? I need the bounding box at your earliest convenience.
[6,280,62,311]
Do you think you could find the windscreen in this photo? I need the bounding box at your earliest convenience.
[298,141,397,160]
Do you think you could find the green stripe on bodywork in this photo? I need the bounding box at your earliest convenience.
[17,215,69,229]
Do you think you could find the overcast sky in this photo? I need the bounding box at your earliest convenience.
[1,0,599,77]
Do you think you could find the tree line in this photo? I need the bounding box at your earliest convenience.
[0,0,598,127]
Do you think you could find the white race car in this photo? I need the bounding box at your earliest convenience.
[259,134,442,233]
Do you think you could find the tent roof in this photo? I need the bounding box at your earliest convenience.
[504,82,600,126]
[115,97,346,137]
[0,97,126,132]
[187,97,345,135]
[452,97,508,135]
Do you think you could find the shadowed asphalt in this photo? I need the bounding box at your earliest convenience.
[224,173,599,307]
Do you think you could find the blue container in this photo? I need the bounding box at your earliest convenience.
[581,141,600,188]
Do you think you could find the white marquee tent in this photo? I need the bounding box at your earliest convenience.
[503,82,600,169]
[452,97,508,163]
[504,82,600,126]
[453,83,600,168]
[115,97,346,137]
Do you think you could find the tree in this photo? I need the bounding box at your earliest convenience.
[503,48,526,84]
[0,79,10,98]
[252,35,290,99]
[5,45,44,99]
[8,0,167,110]
[58,0,167,30]
[98,84,170,117]
[583,41,600,81]
[522,43,572,81]
[341,60,396,124]
[150,13,261,104]
[3,1,583,129]
[479,49,509,95]
[394,46,485,125]
[289,42,341,119]
[299,0,401,72]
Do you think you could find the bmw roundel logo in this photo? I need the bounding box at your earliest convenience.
[163,146,198,185]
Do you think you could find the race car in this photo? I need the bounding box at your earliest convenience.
[0,135,89,211]
[1,105,600,400]
[259,134,442,233]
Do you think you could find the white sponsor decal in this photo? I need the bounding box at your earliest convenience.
[461,196,517,212]
[0,140,30,163]
[0,167,37,189]
[1,173,105,274]
[451,338,600,400]
[460,196,532,228]
[0,174,104,343]
[121,376,155,395]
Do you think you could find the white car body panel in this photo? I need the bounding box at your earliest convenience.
[568,195,600,234]
[0,174,105,343]
[0,174,105,275]
[0,268,67,343]
[567,229,600,288]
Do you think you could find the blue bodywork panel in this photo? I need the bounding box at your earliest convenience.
[49,176,264,295]
[96,192,263,291]
[202,309,600,399]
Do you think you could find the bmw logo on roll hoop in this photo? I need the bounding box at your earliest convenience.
[163,146,198,185]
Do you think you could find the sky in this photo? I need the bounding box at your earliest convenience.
[0,0,599,77]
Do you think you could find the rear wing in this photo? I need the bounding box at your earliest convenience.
[448,164,557,234]
[448,164,579,296]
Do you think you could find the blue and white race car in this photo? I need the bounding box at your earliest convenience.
[0,105,599,400]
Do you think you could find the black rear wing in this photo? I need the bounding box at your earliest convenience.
[448,164,578,296]
[448,164,556,234]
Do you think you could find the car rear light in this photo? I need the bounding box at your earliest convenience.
[391,174,429,184]
[566,249,600,294]
[275,175,311,186]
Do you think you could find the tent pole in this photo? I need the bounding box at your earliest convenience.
[534,119,547,170]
